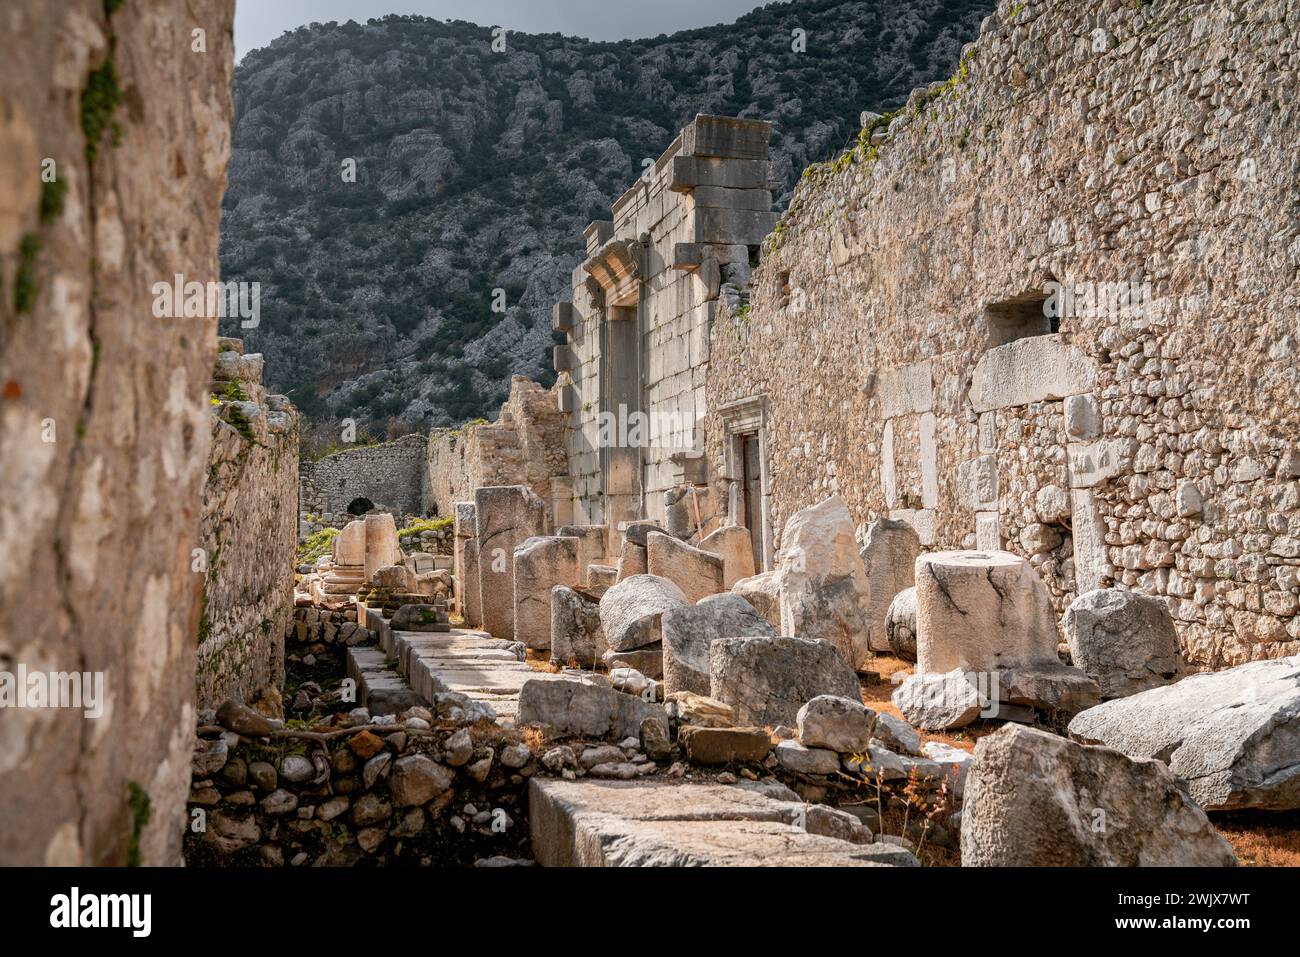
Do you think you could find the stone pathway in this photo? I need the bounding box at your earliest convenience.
[346,601,915,867]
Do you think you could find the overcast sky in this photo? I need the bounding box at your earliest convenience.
[235,0,768,59]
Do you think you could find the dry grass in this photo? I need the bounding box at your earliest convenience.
[524,649,562,673]
[857,658,1000,753]
[1214,809,1300,867]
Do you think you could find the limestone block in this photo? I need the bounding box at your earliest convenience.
[892,669,988,731]
[957,455,999,510]
[585,564,618,596]
[690,185,773,210]
[1068,655,1300,811]
[1067,438,1136,488]
[797,695,878,753]
[877,360,933,420]
[682,115,772,160]
[975,512,1001,551]
[474,486,546,640]
[698,524,756,588]
[555,524,608,578]
[1064,393,1099,439]
[1069,489,1112,593]
[513,536,581,650]
[1063,589,1186,699]
[363,513,402,582]
[661,593,777,697]
[969,335,1098,412]
[519,677,667,742]
[914,550,1059,675]
[961,726,1236,866]
[859,518,920,653]
[692,207,779,246]
[615,541,647,581]
[461,538,482,627]
[333,519,367,566]
[600,574,689,653]
[709,636,862,728]
[668,155,770,192]
[663,486,721,542]
[550,585,607,667]
[646,531,725,603]
[775,496,872,669]
[731,571,782,630]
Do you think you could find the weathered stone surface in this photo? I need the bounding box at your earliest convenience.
[731,571,782,630]
[915,550,1059,675]
[969,335,1097,413]
[873,712,921,756]
[774,739,841,775]
[775,496,873,669]
[859,519,920,653]
[474,485,546,639]
[661,592,777,697]
[709,636,862,727]
[1068,656,1300,811]
[615,541,647,581]
[453,502,482,626]
[995,663,1100,716]
[665,691,736,728]
[519,677,667,741]
[892,669,988,731]
[679,726,772,765]
[389,754,455,807]
[513,535,581,650]
[363,512,403,582]
[599,574,689,653]
[646,531,725,604]
[554,524,608,578]
[698,525,757,589]
[962,726,1236,866]
[549,585,607,666]
[797,696,877,753]
[602,644,664,679]
[529,779,912,866]
[885,586,917,662]
[1063,589,1187,699]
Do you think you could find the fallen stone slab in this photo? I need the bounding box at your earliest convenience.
[519,676,668,741]
[1068,655,1300,811]
[709,635,862,728]
[698,524,757,589]
[961,725,1237,866]
[679,726,773,765]
[775,495,873,669]
[600,574,689,652]
[529,779,916,867]
[774,739,840,776]
[1063,588,1187,699]
[661,592,776,697]
[665,691,735,728]
[994,662,1099,717]
[647,531,725,603]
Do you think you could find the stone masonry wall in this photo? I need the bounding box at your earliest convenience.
[198,339,299,710]
[0,0,236,865]
[425,375,568,524]
[299,433,428,538]
[706,0,1300,670]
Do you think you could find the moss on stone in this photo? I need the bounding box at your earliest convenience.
[126,781,151,866]
[81,59,123,164]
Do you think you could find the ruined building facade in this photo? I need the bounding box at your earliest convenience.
[550,0,1300,671]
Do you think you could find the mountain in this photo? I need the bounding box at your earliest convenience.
[219,0,991,452]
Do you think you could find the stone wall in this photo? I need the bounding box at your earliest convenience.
[300,433,428,539]
[198,338,299,709]
[0,0,235,865]
[552,116,776,534]
[706,0,1300,669]
[424,375,568,525]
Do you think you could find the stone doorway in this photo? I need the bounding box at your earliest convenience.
[346,497,375,516]
[740,433,763,573]
[719,394,771,572]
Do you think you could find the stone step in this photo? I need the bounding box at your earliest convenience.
[529,778,918,867]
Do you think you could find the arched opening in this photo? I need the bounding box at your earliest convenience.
[346,497,375,516]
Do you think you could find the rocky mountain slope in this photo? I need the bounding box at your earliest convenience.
[219,0,991,449]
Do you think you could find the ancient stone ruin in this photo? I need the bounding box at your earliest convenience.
[4,0,1299,877]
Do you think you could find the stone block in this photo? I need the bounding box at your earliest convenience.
[957,455,999,510]
[914,550,1059,675]
[662,592,777,697]
[731,571,781,630]
[692,207,779,246]
[679,726,773,765]
[552,301,575,332]
[969,335,1097,412]
[698,524,756,589]
[1064,393,1099,439]
[690,185,773,210]
[513,536,581,650]
[550,585,607,667]
[1068,438,1136,488]
[709,636,862,728]
[859,518,921,654]
[682,115,772,160]
[519,677,667,741]
[474,485,546,640]
[668,155,770,192]
[646,531,725,603]
[363,512,402,582]
[877,360,933,419]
